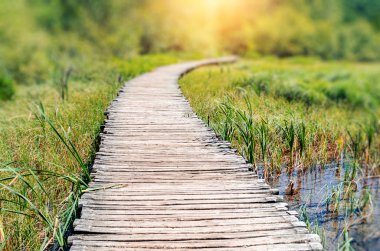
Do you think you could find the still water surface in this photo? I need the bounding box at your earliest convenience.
[264,164,379,251]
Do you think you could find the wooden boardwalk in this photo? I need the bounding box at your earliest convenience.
[69,58,323,250]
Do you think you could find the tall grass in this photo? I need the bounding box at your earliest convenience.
[214,97,379,178]
[0,54,185,249]
[234,96,256,167]
[0,106,90,250]
[0,105,127,250]
[257,118,269,169]
[297,122,306,158]
[54,67,73,101]
[219,97,235,142]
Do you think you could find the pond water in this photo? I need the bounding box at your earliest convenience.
[264,164,380,251]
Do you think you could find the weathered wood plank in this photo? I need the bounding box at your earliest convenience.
[74,221,308,235]
[78,211,292,221]
[79,207,291,217]
[69,234,320,248]
[68,228,309,244]
[69,244,321,251]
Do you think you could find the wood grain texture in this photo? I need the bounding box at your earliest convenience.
[69,58,323,250]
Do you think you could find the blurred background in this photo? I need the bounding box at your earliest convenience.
[1,0,380,97]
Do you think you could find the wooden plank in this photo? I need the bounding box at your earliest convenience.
[81,189,279,198]
[68,228,310,243]
[79,211,292,221]
[69,234,320,248]
[70,243,321,251]
[79,207,290,216]
[74,221,307,235]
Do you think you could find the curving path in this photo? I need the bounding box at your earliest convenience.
[68,58,323,250]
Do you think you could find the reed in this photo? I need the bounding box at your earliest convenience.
[234,95,257,166]
[257,118,269,167]
[297,121,306,158]
[54,67,73,101]
[280,120,296,169]
[338,225,354,251]
[347,129,362,161]
[219,98,235,142]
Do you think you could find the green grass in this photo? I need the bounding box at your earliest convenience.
[180,57,380,174]
[0,53,198,250]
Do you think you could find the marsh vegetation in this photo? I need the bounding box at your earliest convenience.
[180,58,380,250]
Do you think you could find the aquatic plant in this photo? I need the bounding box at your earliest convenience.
[347,129,362,161]
[299,205,326,247]
[234,95,257,166]
[299,205,310,229]
[280,120,296,168]
[219,98,235,141]
[338,225,354,251]
[297,121,306,157]
[256,118,269,166]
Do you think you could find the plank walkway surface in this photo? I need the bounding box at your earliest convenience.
[69,58,323,250]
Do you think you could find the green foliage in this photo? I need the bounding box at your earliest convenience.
[0,76,15,101]
[342,0,380,29]
[275,81,326,106]
[232,59,380,110]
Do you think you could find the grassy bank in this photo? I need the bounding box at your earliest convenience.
[0,54,195,250]
[180,57,380,248]
[180,57,380,174]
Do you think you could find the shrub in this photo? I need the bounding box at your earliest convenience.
[324,84,350,103]
[0,75,15,101]
[233,74,271,95]
[250,74,271,95]
[275,80,325,106]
